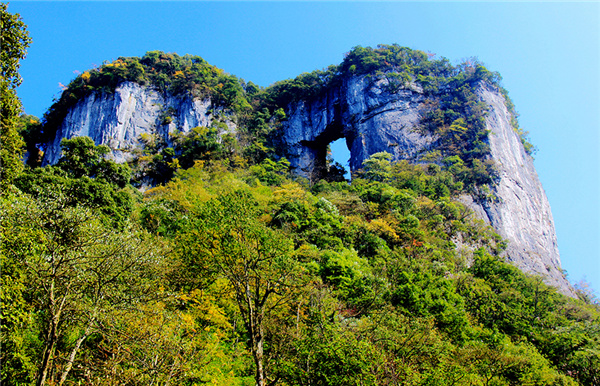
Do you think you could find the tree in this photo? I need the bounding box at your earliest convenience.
[359,152,392,182]
[181,190,304,386]
[0,3,32,189]
[0,192,40,383]
[1,189,165,386]
[57,136,131,187]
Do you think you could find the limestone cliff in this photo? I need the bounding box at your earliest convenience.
[282,76,433,181]
[40,67,572,296]
[279,74,573,296]
[469,83,567,294]
[42,81,235,165]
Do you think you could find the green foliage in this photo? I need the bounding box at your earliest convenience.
[180,190,304,385]
[173,122,235,168]
[39,51,251,149]
[16,114,43,167]
[0,4,32,89]
[4,153,599,385]
[0,3,31,190]
[360,151,392,182]
[319,248,373,301]
[281,321,379,385]
[14,139,134,228]
[4,39,591,385]
[248,157,291,186]
[1,193,41,384]
[57,136,131,186]
[1,190,167,386]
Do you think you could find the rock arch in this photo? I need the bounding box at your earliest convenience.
[280,76,432,181]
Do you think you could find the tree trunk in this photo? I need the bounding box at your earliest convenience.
[37,279,61,386]
[244,282,266,386]
[58,317,94,386]
[254,322,266,386]
[36,318,57,386]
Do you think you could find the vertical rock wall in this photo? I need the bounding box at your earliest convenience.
[282,75,573,296]
[468,84,572,295]
[42,82,234,165]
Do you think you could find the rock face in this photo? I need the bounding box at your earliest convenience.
[281,75,573,296]
[469,83,570,295]
[282,76,435,181]
[42,82,234,165]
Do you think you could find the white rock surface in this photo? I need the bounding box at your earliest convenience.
[43,82,234,165]
[468,83,572,296]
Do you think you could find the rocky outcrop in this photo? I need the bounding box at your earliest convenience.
[283,76,434,181]
[467,83,570,295]
[281,75,573,296]
[42,82,235,165]
[42,75,572,296]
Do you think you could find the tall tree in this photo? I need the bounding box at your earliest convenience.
[1,189,164,386]
[181,190,303,386]
[1,3,31,189]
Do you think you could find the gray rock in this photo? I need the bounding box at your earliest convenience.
[469,83,572,296]
[282,75,434,181]
[42,82,235,165]
[280,75,574,296]
[44,76,574,296]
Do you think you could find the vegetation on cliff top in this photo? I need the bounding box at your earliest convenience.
[2,7,597,386]
[36,51,251,148]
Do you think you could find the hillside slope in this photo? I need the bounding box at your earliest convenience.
[36,46,571,295]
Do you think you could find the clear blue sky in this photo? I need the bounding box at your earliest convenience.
[8,1,600,294]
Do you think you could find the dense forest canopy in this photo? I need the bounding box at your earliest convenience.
[2,6,598,386]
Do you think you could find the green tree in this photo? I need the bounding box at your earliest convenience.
[182,190,303,386]
[1,190,164,386]
[359,152,392,182]
[57,136,131,187]
[0,191,40,384]
[0,3,32,189]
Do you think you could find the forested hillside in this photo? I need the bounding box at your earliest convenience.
[2,6,599,386]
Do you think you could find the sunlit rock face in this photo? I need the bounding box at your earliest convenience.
[281,75,573,296]
[42,81,234,165]
[467,83,569,295]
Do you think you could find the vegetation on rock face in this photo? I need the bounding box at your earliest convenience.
[2,9,598,385]
[257,44,538,192]
[259,44,505,194]
[34,51,251,150]
[29,44,531,190]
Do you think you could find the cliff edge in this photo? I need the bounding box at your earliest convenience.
[278,74,572,296]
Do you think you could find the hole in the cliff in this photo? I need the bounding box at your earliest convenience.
[328,138,350,180]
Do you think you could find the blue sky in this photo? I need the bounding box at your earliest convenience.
[8,1,599,294]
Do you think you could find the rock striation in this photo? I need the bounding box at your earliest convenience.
[42,81,234,165]
[280,74,573,296]
[282,76,434,181]
[468,83,568,294]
